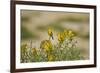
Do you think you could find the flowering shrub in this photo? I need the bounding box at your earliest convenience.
[21,28,83,63]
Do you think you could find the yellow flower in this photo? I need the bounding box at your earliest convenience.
[57,32,65,42]
[21,44,28,53]
[40,40,52,52]
[48,28,54,40]
[68,30,76,38]
[63,29,68,37]
[32,48,37,53]
[22,44,27,48]
[48,55,54,61]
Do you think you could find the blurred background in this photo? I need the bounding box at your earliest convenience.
[21,10,89,59]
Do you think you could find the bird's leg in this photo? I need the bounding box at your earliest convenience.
[51,35,54,40]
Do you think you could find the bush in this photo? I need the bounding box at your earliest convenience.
[21,28,83,63]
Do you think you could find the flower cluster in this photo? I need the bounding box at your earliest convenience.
[40,40,52,52]
[21,28,83,63]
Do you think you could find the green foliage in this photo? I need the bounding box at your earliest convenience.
[37,22,65,32]
[20,29,84,63]
[37,25,47,31]
[21,16,30,22]
[21,25,37,40]
[58,15,89,23]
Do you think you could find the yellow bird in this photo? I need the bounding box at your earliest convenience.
[48,28,54,40]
